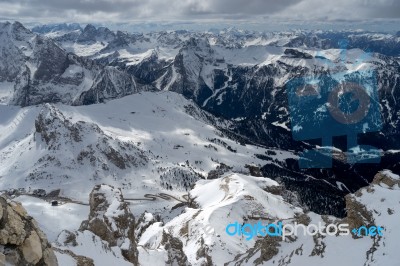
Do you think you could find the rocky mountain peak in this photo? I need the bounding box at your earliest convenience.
[11,21,31,34]
[78,24,115,44]
[35,103,83,148]
[79,184,139,264]
[184,37,211,51]
[22,103,150,187]
[77,24,99,43]
[82,24,96,33]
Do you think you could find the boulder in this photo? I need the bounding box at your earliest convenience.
[21,231,43,264]
[0,196,58,265]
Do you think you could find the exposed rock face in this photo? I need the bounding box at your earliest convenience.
[135,211,162,241]
[35,104,147,167]
[0,196,58,265]
[371,171,400,187]
[344,170,400,231]
[344,193,374,231]
[207,163,232,179]
[161,231,189,266]
[233,236,281,265]
[283,48,313,59]
[77,24,115,45]
[159,167,202,191]
[53,247,95,266]
[74,66,140,105]
[126,50,169,84]
[21,231,43,264]
[79,184,138,265]
[163,38,217,104]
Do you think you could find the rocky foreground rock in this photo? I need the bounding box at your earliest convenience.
[0,196,58,265]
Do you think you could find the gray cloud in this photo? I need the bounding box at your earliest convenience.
[363,0,400,18]
[274,0,400,20]
[180,0,303,16]
[0,0,398,23]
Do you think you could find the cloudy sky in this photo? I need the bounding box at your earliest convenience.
[0,0,399,21]
[0,0,399,29]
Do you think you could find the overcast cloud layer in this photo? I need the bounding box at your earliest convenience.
[0,0,399,23]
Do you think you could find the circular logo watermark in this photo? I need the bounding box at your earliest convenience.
[327,82,371,125]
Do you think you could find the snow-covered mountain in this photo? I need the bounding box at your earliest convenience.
[0,21,399,265]
[0,91,282,197]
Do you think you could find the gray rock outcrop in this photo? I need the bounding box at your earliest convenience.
[0,196,58,265]
[79,184,138,265]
